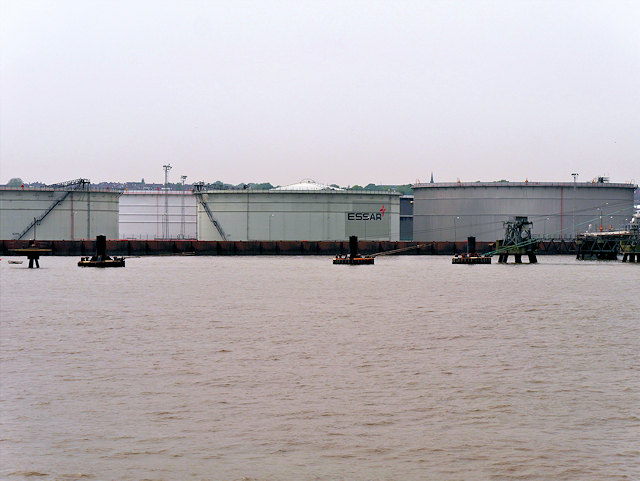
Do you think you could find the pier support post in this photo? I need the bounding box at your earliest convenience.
[27,254,40,268]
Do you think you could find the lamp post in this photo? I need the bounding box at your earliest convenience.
[269,214,274,240]
[601,203,609,231]
[162,164,171,239]
[180,175,187,239]
[599,208,602,231]
[454,216,459,242]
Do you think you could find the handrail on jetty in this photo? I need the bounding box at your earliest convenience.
[371,244,428,257]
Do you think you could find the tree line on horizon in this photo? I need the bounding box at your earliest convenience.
[3,177,415,195]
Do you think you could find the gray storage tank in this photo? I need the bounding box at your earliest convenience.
[412,180,637,242]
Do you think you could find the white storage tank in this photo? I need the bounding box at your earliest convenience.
[119,190,196,240]
[195,180,401,241]
[1,182,120,240]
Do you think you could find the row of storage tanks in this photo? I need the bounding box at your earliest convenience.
[0,179,637,242]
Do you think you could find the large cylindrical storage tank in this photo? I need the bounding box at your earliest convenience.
[0,186,120,240]
[412,181,637,242]
[119,190,197,240]
[196,182,400,241]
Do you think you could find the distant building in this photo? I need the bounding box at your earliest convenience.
[412,180,637,242]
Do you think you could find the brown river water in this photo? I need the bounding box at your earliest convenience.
[1,256,638,480]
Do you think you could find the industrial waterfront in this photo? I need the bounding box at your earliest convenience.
[2,256,638,480]
[1,177,637,244]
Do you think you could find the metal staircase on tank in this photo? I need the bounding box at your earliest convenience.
[49,178,91,189]
[16,179,91,240]
[193,182,227,241]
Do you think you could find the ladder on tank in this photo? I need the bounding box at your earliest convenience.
[192,183,227,241]
[16,191,71,240]
[15,179,91,240]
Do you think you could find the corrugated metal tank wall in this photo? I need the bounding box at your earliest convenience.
[412,182,637,242]
[119,191,197,240]
[400,195,414,241]
[197,191,400,241]
[0,188,120,240]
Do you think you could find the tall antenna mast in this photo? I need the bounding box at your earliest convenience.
[180,175,187,239]
[163,164,172,239]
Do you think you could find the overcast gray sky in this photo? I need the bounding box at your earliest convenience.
[1,0,638,186]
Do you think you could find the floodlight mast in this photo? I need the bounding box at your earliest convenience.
[180,175,187,239]
[163,164,172,239]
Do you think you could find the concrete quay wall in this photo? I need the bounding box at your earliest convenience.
[2,239,575,257]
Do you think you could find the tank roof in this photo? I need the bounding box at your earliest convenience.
[200,188,400,195]
[270,179,343,191]
[412,181,637,189]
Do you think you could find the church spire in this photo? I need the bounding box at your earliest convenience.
[430,171,434,183]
